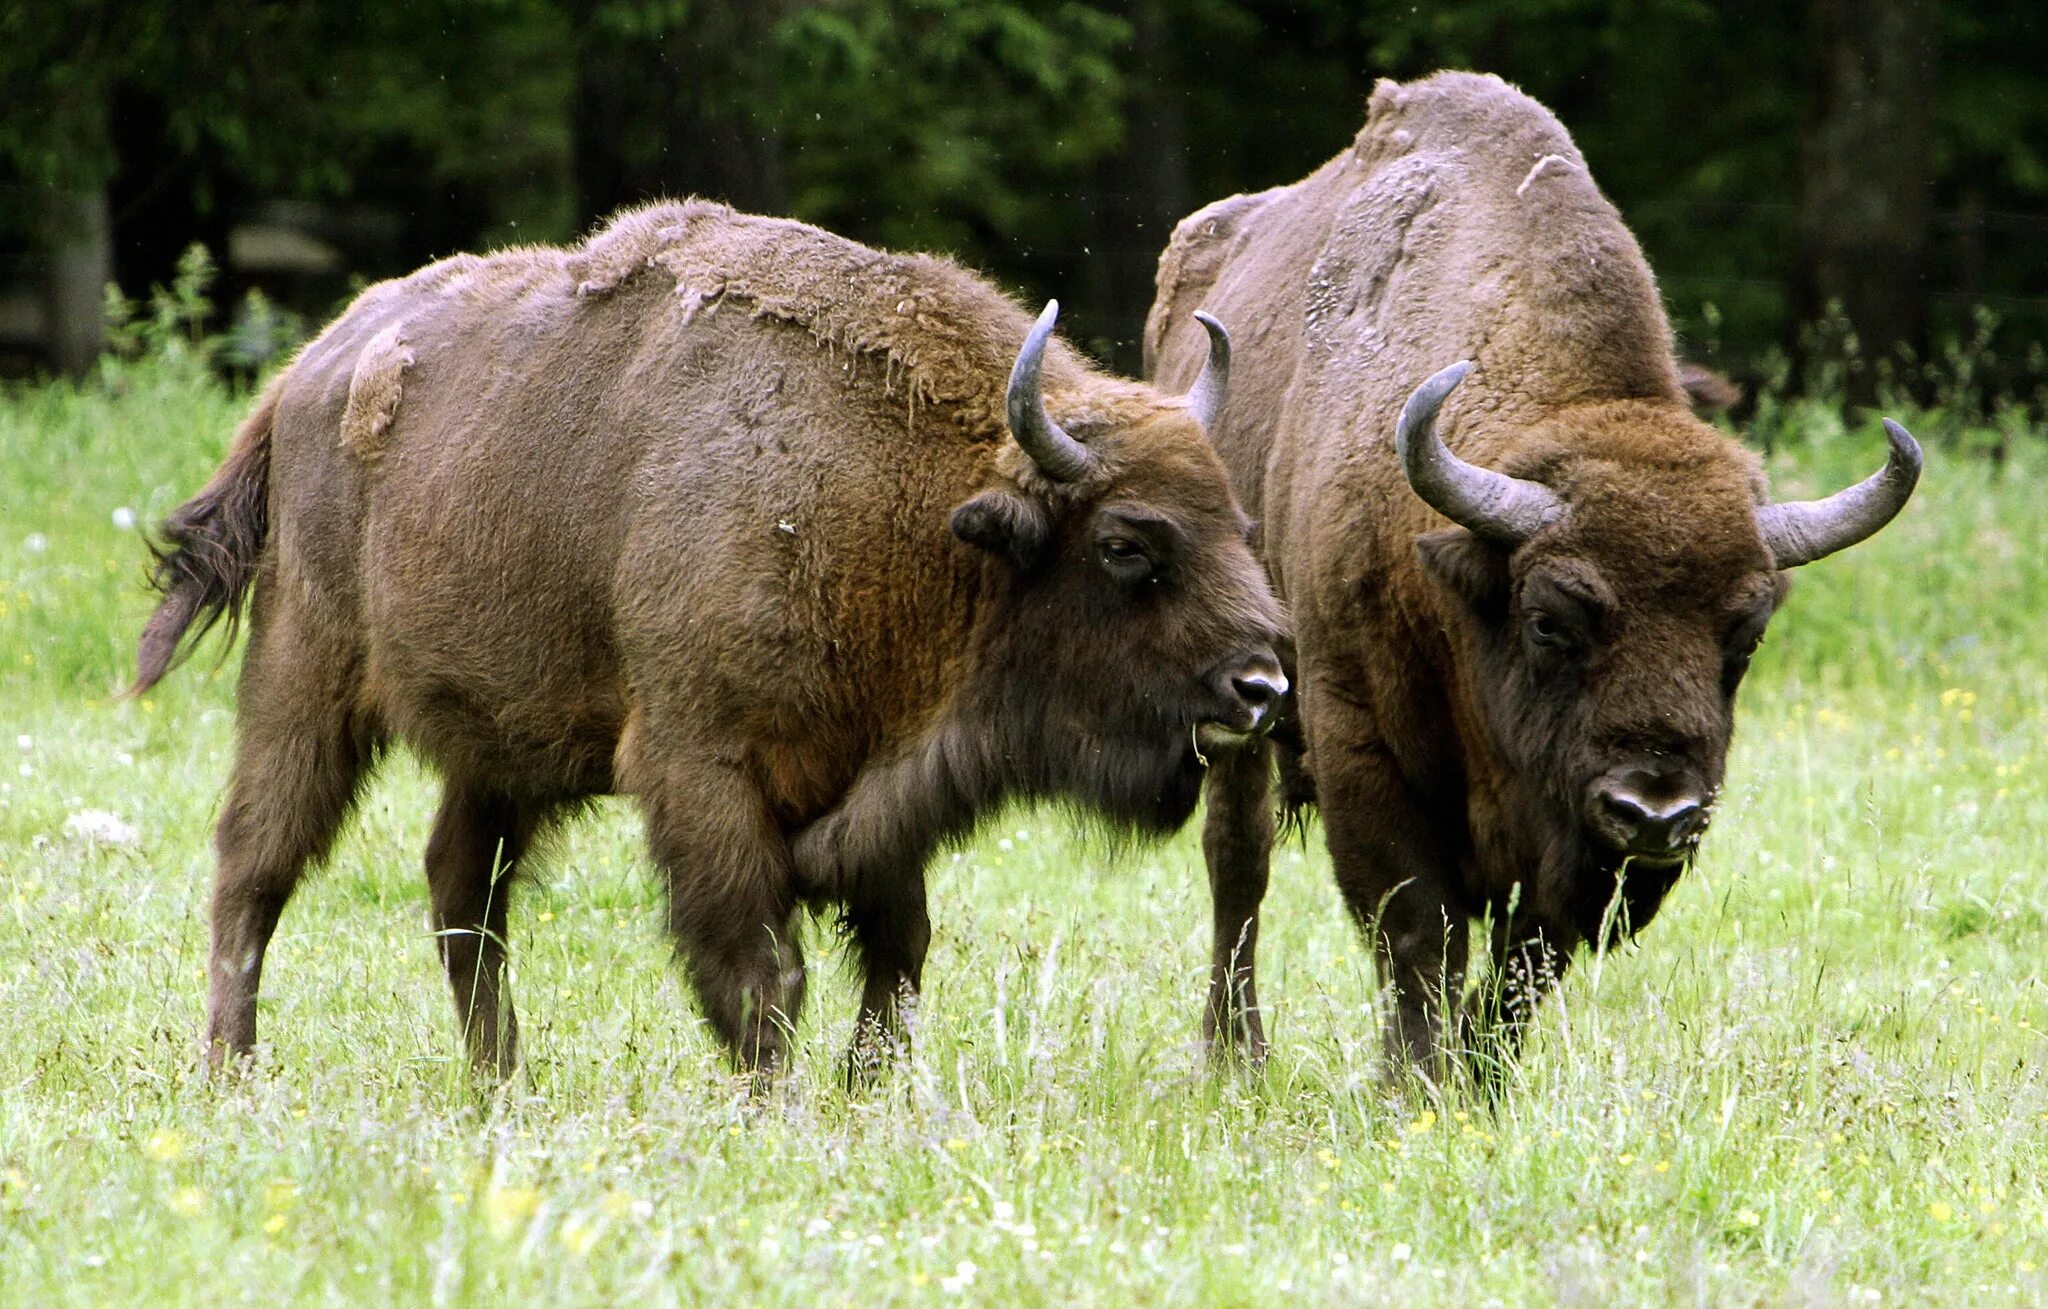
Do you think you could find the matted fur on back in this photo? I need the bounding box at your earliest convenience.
[568,201,1097,446]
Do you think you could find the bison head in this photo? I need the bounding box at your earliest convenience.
[947,302,1288,832]
[1398,362,1919,937]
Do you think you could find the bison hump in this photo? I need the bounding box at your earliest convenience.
[564,199,1066,446]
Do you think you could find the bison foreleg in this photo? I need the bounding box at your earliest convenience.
[1200,739,1277,1063]
[1462,918,1574,1095]
[645,766,806,1080]
[838,871,932,1090]
[1365,887,1471,1086]
[789,747,959,1086]
[1318,735,1470,1086]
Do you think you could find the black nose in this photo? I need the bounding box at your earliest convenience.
[1597,786,1706,856]
[1231,670,1286,714]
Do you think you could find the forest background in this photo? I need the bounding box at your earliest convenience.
[4,0,2044,410]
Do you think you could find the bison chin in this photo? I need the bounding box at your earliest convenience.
[1060,727,1212,838]
[1561,845,1691,948]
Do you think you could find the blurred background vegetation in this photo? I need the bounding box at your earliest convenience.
[2,0,2044,414]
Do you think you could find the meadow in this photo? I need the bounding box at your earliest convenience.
[1,348,2043,1306]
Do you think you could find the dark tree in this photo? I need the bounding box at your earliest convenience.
[571,0,789,224]
[1797,0,1939,399]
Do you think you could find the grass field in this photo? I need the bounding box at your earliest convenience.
[1,355,2043,1305]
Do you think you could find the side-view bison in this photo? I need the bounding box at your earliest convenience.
[139,200,1286,1081]
[1145,72,1919,1081]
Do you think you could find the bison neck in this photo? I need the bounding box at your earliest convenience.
[791,692,1206,902]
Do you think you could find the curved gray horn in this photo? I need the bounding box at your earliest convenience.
[1185,310,1231,431]
[1006,300,1096,482]
[1756,418,1922,568]
[1397,360,1561,543]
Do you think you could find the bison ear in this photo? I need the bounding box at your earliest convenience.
[1416,527,1510,614]
[950,489,1052,567]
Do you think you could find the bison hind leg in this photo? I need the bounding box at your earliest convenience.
[203,611,380,1071]
[425,785,558,1081]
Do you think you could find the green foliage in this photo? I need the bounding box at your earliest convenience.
[7,1,2048,402]
[98,245,305,382]
[771,0,1130,255]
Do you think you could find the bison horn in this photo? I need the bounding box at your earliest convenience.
[1397,360,1562,544]
[1756,418,1922,568]
[1185,310,1231,431]
[1006,300,1097,483]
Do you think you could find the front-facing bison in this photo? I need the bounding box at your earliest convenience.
[140,201,1285,1081]
[1147,72,1919,1084]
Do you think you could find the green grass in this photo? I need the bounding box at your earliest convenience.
[1,358,2044,1305]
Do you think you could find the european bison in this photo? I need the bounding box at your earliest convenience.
[139,201,1286,1081]
[1146,73,1918,1081]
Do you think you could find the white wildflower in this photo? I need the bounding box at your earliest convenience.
[940,1260,977,1293]
[112,507,137,531]
[64,810,140,847]
[24,533,47,554]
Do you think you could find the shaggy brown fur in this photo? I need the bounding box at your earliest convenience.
[1147,73,1906,1084]
[141,200,1284,1082]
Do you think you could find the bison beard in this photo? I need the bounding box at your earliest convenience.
[138,201,1285,1085]
[1146,72,1918,1089]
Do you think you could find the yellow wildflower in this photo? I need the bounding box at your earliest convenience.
[170,1187,208,1217]
[559,1217,599,1256]
[264,1214,287,1236]
[143,1130,187,1163]
[485,1185,542,1235]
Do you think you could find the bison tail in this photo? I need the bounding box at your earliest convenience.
[131,376,282,695]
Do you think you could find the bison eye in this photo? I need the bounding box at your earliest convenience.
[1723,634,1763,695]
[1525,611,1569,648]
[1096,535,1157,584]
